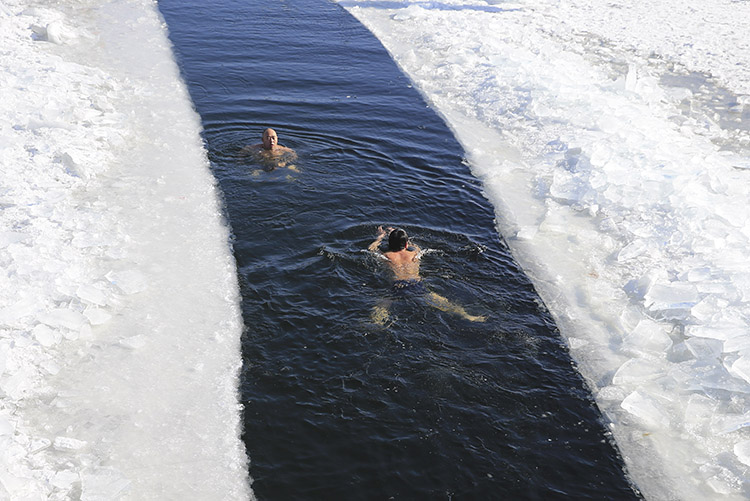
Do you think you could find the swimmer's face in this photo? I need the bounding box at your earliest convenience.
[262,129,278,150]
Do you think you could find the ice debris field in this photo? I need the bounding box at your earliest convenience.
[336,0,750,499]
[1,0,249,499]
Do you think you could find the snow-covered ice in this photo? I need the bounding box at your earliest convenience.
[1,0,250,498]
[337,0,750,499]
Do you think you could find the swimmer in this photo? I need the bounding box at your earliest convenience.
[368,226,486,324]
[240,127,298,171]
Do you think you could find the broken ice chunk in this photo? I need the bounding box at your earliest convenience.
[0,297,37,326]
[59,151,89,180]
[612,357,663,385]
[53,436,87,451]
[32,324,61,347]
[684,337,723,363]
[683,394,715,435]
[728,356,750,385]
[696,281,734,295]
[715,203,748,228]
[690,296,722,322]
[515,226,537,240]
[76,284,107,306]
[734,440,750,466]
[723,335,750,354]
[617,239,649,262]
[106,270,147,294]
[0,469,41,497]
[44,20,73,45]
[621,390,670,429]
[29,437,51,455]
[686,324,746,341]
[0,232,28,248]
[704,466,738,495]
[700,367,750,393]
[549,169,585,203]
[1,366,38,399]
[622,318,672,355]
[710,411,750,434]
[644,281,699,311]
[687,267,712,282]
[52,470,80,490]
[730,273,750,302]
[40,359,61,375]
[84,308,112,326]
[39,308,87,330]
[623,269,665,301]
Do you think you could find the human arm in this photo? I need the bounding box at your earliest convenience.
[411,243,423,261]
[368,225,388,252]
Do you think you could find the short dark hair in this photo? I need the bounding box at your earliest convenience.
[388,228,408,251]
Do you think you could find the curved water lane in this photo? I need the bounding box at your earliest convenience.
[159,0,639,498]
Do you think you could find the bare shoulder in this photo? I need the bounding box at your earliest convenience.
[280,145,298,157]
[384,249,418,264]
[382,251,397,262]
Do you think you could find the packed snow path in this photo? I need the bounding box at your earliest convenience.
[0,0,250,498]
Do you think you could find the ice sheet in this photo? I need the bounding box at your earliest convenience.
[1,0,250,498]
[336,0,750,498]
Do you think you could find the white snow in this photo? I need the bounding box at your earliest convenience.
[337,0,750,499]
[1,0,250,499]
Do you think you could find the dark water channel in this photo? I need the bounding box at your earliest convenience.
[158,0,639,499]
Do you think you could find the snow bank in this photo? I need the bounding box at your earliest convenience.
[1,0,250,498]
[337,0,750,499]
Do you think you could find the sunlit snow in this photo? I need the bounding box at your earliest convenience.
[1,0,249,498]
[336,0,750,499]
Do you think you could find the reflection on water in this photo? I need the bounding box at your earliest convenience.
[159,0,639,499]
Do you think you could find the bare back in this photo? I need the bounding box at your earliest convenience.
[383,248,421,281]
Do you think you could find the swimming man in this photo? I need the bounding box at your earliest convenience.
[368,226,486,324]
[241,127,298,171]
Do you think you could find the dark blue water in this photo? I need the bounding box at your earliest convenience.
[158,1,639,499]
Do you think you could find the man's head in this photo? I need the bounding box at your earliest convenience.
[262,128,278,150]
[388,228,408,251]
